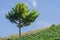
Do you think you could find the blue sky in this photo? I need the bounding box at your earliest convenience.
[0,0,60,37]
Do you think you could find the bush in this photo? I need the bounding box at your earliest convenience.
[51,24,55,27]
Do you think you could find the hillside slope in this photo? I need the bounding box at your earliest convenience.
[11,25,60,40]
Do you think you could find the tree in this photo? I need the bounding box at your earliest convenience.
[6,3,39,37]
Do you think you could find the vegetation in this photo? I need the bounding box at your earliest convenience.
[10,24,60,40]
[51,24,55,27]
[5,3,39,37]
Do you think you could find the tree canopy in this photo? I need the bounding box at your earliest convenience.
[6,3,39,28]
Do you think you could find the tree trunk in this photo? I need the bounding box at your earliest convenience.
[19,18,21,37]
[19,27,21,37]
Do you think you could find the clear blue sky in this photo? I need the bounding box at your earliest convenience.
[0,0,60,37]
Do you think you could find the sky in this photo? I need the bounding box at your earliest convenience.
[0,0,60,37]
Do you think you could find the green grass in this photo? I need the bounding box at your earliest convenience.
[11,24,60,40]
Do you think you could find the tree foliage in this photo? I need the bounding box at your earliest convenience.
[6,3,39,28]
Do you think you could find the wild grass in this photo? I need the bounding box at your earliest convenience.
[1,24,60,40]
[10,24,60,40]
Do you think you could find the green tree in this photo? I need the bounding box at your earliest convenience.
[6,3,39,37]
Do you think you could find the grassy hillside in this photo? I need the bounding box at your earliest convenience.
[6,25,60,40]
